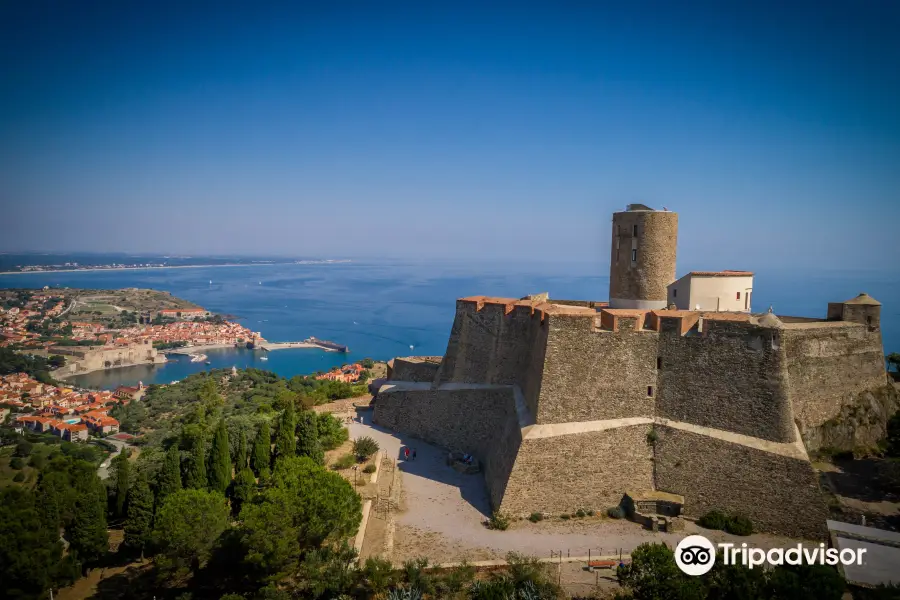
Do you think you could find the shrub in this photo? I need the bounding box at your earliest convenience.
[560,514,570,520]
[646,428,659,445]
[352,436,379,461]
[487,512,510,530]
[575,509,586,518]
[607,506,624,519]
[726,514,753,536]
[528,512,544,523]
[13,472,25,482]
[9,456,23,470]
[698,509,729,530]
[363,463,377,474]
[332,453,355,470]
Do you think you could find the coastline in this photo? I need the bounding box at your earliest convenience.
[164,343,243,356]
[0,263,281,276]
[56,358,167,381]
[0,260,353,276]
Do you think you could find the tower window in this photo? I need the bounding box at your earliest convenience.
[631,249,637,262]
[656,357,662,369]
[736,291,741,300]
[633,225,638,236]
[647,386,654,397]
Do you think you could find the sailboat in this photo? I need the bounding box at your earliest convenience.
[209,279,212,285]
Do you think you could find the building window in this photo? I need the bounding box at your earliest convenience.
[673,289,677,298]
[647,386,654,397]
[656,357,662,370]
[633,225,638,237]
[631,249,637,262]
[736,291,741,300]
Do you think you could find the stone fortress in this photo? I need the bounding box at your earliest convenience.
[373,205,895,539]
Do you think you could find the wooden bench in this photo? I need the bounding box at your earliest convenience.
[587,560,618,571]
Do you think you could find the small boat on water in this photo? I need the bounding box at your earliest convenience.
[260,356,268,361]
[204,361,211,365]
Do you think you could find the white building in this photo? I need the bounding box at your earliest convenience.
[667,271,754,312]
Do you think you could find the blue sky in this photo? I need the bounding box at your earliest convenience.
[1,1,898,272]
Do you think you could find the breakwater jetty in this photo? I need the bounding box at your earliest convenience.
[260,337,349,353]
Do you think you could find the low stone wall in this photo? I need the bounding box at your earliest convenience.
[372,384,517,458]
[653,426,828,539]
[388,357,442,383]
[499,425,654,516]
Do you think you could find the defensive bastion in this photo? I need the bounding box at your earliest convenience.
[373,208,894,539]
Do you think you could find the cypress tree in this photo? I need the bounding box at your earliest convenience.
[231,467,256,517]
[112,449,131,518]
[251,421,271,476]
[208,420,231,493]
[185,436,208,490]
[158,444,182,502]
[236,428,248,471]
[274,403,296,460]
[68,480,108,567]
[296,410,324,465]
[124,474,154,555]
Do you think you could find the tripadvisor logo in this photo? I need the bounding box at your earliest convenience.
[674,534,867,576]
[675,535,716,576]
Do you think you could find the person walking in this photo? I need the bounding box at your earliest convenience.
[404,447,410,460]
[412,448,417,461]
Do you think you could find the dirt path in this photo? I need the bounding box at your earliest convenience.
[347,413,802,564]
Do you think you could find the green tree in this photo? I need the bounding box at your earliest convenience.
[124,474,155,556]
[235,428,248,471]
[0,487,72,600]
[317,413,349,450]
[112,448,132,518]
[352,436,379,461]
[887,352,900,373]
[185,435,208,490]
[158,444,183,502]
[240,457,362,579]
[617,542,702,599]
[68,479,109,568]
[251,421,271,475]
[230,467,256,518]
[766,564,846,600]
[296,410,324,464]
[153,489,229,575]
[274,404,296,461]
[208,420,232,493]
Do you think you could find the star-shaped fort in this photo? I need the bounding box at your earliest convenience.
[373,204,894,539]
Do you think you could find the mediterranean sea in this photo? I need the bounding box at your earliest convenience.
[1,260,897,390]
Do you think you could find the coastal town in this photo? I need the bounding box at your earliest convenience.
[0,371,133,441]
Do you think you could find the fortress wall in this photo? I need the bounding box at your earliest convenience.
[484,411,525,509]
[389,357,442,383]
[372,385,517,457]
[536,314,658,424]
[656,320,795,442]
[782,324,887,430]
[498,425,654,515]
[654,426,828,539]
[435,301,548,417]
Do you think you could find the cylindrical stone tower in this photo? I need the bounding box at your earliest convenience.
[609,204,678,309]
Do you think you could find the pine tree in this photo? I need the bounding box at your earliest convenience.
[296,410,324,465]
[185,435,208,490]
[158,444,182,502]
[274,403,296,461]
[231,467,256,517]
[236,429,248,471]
[251,421,271,475]
[124,474,154,556]
[208,420,231,493]
[112,449,131,518]
[68,480,108,567]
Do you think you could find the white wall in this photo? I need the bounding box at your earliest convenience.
[668,275,753,312]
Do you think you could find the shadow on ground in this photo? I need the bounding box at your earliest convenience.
[354,408,493,517]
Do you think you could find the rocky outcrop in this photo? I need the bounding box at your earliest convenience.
[801,384,900,454]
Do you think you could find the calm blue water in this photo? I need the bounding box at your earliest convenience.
[1,260,897,389]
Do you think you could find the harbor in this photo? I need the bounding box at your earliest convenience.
[260,337,349,353]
